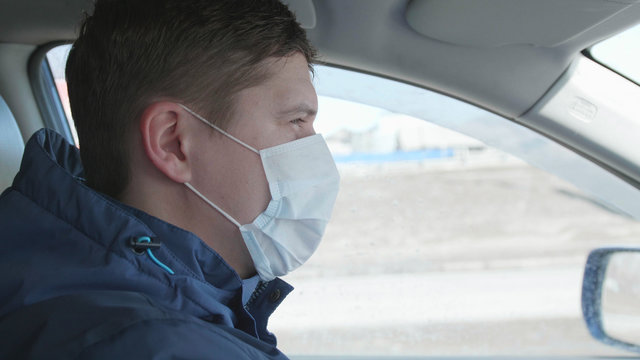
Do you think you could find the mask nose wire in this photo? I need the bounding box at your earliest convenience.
[179,104,260,154]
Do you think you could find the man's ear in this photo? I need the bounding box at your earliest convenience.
[139,102,192,184]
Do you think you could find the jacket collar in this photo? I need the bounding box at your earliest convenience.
[17,129,242,288]
[12,129,292,340]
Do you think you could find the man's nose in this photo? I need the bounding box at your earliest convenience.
[307,125,316,137]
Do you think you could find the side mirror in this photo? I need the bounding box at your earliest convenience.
[582,247,640,353]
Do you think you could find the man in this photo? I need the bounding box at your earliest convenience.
[0,0,339,358]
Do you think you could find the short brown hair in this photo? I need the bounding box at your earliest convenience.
[66,0,316,198]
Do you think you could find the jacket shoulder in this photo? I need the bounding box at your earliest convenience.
[80,316,288,359]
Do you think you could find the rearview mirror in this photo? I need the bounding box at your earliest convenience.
[582,247,640,353]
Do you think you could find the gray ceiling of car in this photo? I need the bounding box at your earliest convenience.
[1,0,639,119]
[303,0,640,118]
[405,0,638,48]
[0,0,92,44]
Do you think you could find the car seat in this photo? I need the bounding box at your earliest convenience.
[0,95,24,191]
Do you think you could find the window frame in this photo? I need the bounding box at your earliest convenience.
[28,42,75,146]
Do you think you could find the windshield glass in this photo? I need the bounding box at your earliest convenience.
[266,65,640,356]
[590,23,640,84]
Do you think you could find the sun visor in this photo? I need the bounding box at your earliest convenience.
[405,0,638,47]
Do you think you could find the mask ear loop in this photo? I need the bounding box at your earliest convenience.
[179,104,259,154]
[180,104,258,228]
[184,182,242,228]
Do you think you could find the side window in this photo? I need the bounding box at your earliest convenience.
[44,44,77,145]
[269,66,640,356]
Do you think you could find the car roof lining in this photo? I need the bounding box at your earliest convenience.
[0,0,91,45]
[304,0,640,118]
[405,0,638,48]
[1,0,640,123]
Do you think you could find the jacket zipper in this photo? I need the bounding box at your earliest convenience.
[244,280,269,311]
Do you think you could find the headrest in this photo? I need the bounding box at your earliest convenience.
[0,96,24,191]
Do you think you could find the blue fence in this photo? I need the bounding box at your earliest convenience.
[333,148,455,164]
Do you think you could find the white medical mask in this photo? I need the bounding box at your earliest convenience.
[180,105,340,281]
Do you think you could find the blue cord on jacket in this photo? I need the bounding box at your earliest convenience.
[136,236,175,275]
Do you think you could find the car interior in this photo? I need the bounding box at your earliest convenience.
[1,0,640,358]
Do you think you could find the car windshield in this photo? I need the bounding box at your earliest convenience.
[590,23,640,85]
[266,65,640,356]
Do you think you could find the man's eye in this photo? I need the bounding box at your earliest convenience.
[290,119,305,126]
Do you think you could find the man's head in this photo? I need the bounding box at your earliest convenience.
[66,0,316,198]
[66,0,320,278]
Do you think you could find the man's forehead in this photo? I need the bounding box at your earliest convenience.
[271,78,318,115]
[277,102,317,117]
[264,53,313,83]
[238,53,317,117]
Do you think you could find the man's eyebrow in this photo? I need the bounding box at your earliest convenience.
[278,103,317,117]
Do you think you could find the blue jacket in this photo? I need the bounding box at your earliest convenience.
[0,129,293,359]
